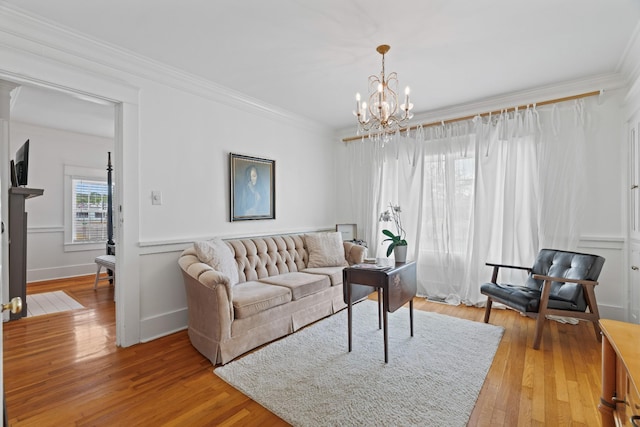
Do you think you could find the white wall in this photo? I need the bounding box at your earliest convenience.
[623,27,640,324]
[137,80,337,243]
[576,90,627,320]
[10,122,114,282]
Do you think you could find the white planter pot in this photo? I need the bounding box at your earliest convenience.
[394,245,408,263]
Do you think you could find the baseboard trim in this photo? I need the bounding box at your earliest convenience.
[27,263,96,283]
[140,308,189,342]
[599,304,627,322]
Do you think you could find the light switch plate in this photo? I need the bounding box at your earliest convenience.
[151,191,162,205]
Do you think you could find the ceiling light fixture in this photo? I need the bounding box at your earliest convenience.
[354,44,413,137]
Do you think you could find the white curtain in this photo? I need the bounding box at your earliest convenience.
[346,99,591,306]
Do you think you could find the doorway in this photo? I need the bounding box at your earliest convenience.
[0,80,129,345]
[8,83,117,322]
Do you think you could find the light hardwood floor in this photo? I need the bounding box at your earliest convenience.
[4,275,603,426]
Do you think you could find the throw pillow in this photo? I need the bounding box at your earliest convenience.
[305,232,348,268]
[194,238,239,286]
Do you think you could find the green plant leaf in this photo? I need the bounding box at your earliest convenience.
[382,229,396,239]
[386,243,395,257]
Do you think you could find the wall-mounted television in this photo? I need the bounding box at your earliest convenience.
[14,139,29,187]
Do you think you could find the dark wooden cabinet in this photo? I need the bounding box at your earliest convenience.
[8,187,43,320]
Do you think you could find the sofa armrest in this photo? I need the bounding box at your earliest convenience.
[343,241,367,265]
[178,249,234,293]
[178,250,234,343]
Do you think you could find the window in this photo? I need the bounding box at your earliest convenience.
[420,151,475,255]
[63,165,115,252]
[71,178,113,243]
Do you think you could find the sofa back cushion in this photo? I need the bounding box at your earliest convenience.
[196,233,351,284]
[305,232,348,268]
[194,238,239,286]
[228,234,308,282]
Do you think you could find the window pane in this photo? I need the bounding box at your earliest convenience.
[452,157,474,250]
[420,154,475,254]
[72,178,113,243]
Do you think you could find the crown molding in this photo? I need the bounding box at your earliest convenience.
[619,21,640,116]
[618,20,640,83]
[0,4,330,137]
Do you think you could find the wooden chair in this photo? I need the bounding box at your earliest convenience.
[480,249,605,349]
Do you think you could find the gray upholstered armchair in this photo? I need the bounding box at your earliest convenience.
[480,249,605,349]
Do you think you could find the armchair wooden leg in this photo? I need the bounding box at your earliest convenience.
[591,321,603,343]
[583,286,602,342]
[483,298,493,323]
[532,314,546,350]
[533,279,552,350]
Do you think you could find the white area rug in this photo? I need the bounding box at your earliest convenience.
[27,291,84,317]
[215,300,504,427]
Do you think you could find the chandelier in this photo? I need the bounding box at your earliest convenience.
[353,44,413,135]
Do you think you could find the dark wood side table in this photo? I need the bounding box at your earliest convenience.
[343,260,417,363]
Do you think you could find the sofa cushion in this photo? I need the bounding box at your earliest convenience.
[303,266,344,286]
[305,232,348,268]
[259,272,330,300]
[194,238,239,286]
[232,281,292,319]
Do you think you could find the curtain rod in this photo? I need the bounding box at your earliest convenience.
[341,89,602,143]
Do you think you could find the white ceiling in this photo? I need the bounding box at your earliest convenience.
[10,85,115,138]
[4,0,640,136]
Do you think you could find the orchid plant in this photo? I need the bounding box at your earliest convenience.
[379,203,407,256]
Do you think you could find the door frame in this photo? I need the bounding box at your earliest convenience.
[0,67,141,421]
[0,80,18,426]
[0,69,141,346]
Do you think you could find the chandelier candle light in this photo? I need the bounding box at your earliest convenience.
[354,45,414,136]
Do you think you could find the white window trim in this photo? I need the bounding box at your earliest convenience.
[63,165,110,252]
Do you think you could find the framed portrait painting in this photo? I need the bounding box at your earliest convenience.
[230,153,276,221]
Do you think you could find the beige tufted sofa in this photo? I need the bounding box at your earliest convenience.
[178,232,367,365]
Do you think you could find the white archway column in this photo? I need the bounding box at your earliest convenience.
[0,80,17,315]
[0,79,18,426]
